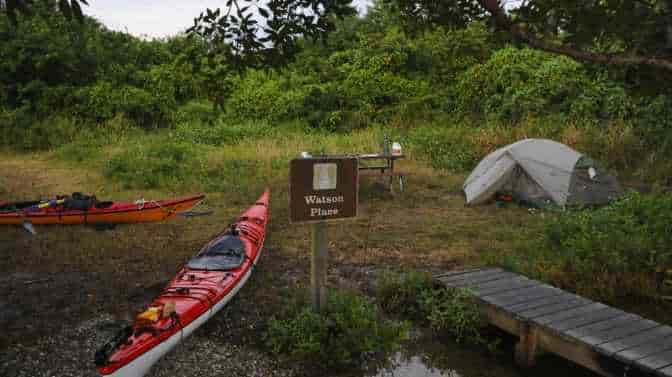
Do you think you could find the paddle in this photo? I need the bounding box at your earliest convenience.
[177,210,214,217]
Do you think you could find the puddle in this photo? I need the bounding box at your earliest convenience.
[374,353,460,377]
[364,328,599,377]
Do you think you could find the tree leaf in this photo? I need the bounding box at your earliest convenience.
[259,7,270,18]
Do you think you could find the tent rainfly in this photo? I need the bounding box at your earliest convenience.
[463,139,624,207]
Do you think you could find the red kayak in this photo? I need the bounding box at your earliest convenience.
[0,193,205,225]
[95,189,270,377]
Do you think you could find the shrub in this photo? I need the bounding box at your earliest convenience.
[376,270,485,344]
[419,287,484,343]
[377,270,435,319]
[545,193,672,277]
[407,125,480,172]
[264,289,409,369]
[490,193,672,300]
[76,81,174,127]
[0,111,81,150]
[453,46,633,121]
[171,100,218,125]
[225,69,307,122]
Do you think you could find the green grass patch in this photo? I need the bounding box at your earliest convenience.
[104,139,202,189]
[173,119,276,146]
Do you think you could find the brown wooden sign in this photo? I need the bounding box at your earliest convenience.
[289,156,358,223]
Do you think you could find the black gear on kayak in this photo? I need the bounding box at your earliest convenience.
[64,192,97,211]
[94,325,133,367]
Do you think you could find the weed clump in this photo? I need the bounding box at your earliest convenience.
[264,289,409,369]
[376,270,485,344]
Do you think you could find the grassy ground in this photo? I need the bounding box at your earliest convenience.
[0,129,542,347]
[1,126,670,376]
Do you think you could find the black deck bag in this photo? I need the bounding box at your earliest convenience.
[64,192,97,211]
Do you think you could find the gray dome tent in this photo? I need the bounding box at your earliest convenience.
[463,139,623,207]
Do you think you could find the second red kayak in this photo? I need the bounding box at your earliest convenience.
[95,189,270,377]
[0,193,205,225]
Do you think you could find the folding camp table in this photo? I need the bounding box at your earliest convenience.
[357,153,407,192]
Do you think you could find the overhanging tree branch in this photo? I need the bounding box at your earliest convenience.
[479,0,672,72]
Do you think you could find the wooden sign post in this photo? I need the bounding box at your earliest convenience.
[290,156,358,312]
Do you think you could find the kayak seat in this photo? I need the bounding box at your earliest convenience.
[187,235,246,271]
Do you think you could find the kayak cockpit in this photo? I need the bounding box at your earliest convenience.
[187,235,246,270]
[0,201,41,212]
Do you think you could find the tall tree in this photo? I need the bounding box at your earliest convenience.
[5,0,672,72]
[385,0,672,72]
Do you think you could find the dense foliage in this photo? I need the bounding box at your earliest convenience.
[264,289,409,369]
[487,193,672,300]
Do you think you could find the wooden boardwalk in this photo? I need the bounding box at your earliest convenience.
[435,268,672,377]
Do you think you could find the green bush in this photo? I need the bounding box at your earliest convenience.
[264,290,409,369]
[453,46,633,121]
[490,193,672,300]
[419,287,483,343]
[377,270,435,319]
[0,111,81,150]
[407,125,480,172]
[376,270,485,343]
[171,100,218,125]
[76,81,174,127]
[225,69,307,122]
[546,193,672,276]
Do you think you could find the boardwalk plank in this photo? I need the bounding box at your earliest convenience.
[633,348,672,372]
[546,307,625,332]
[533,303,608,325]
[461,274,530,291]
[614,335,672,362]
[482,285,561,306]
[441,271,517,288]
[437,268,505,283]
[580,319,660,346]
[659,364,672,376]
[518,298,592,319]
[476,279,541,297]
[434,268,492,279]
[491,285,564,307]
[449,275,528,293]
[503,291,576,312]
[597,326,672,355]
[565,314,640,338]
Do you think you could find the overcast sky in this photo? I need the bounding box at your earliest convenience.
[83,0,373,39]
